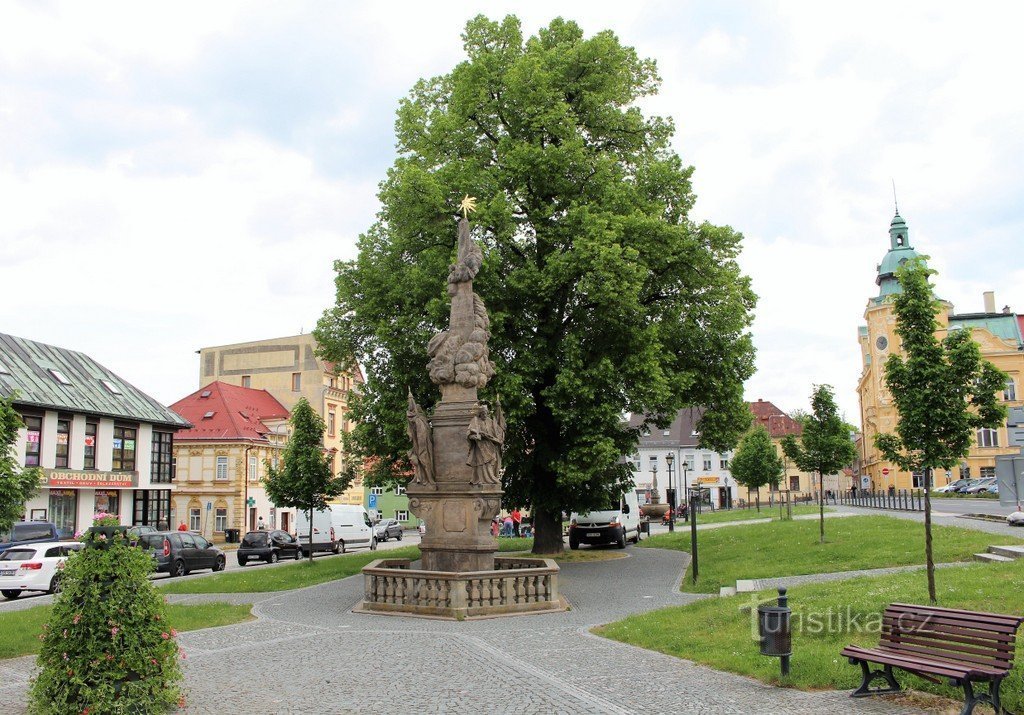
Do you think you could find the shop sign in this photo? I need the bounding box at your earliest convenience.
[697,476,720,484]
[44,469,137,489]
[84,436,95,447]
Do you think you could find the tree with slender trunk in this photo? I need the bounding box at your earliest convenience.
[264,399,351,563]
[0,394,40,536]
[782,385,857,544]
[730,425,782,512]
[315,15,756,555]
[874,259,1005,604]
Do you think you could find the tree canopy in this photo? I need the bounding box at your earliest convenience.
[263,398,350,561]
[729,424,783,497]
[874,259,1005,602]
[315,15,756,552]
[0,394,39,534]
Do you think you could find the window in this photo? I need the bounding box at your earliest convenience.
[94,490,118,515]
[911,471,926,488]
[151,432,173,483]
[133,489,171,529]
[328,409,336,436]
[394,484,406,496]
[370,486,384,495]
[976,428,999,448]
[1004,379,1016,401]
[193,535,210,549]
[980,467,996,479]
[960,465,971,479]
[291,373,301,391]
[241,375,251,388]
[215,456,228,480]
[179,532,196,548]
[189,508,201,531]
[648,455,657,469]
[719,458,729,469]
[84,422,97,470]
[23,415,42,467]
[662,430,671,436]
[789,475,800,491]
[631,455,641,471]
[395,510,409,522]
[111,425,137,471]
[55,417,71,468]
[48,368,72,385]
[214,508,227,532]
[248,455,258,482]
[100,379,121,395]
[702,456,712,471]
[684,456,695,471]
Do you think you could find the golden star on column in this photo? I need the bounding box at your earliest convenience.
[459,195,477,218]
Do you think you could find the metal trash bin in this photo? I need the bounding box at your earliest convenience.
[224,528,240,544]
[640,519,650,535]
[758,588,792,675]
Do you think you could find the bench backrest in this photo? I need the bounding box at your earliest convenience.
[881,603,1024,673]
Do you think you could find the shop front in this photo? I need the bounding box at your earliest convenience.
[33,469,138,536]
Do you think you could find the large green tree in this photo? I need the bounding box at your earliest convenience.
[264,398,350,562]
[730,424,783,509]
[0,394,40,535]
[316,15,756,553]
[782,384,856,544]
[874,259,1005,603]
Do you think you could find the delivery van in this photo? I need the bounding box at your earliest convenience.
[295,505,377,556]
[568,490,642,550]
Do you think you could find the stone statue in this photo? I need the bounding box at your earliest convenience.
[406,391,435,486]
[467,401,505,486]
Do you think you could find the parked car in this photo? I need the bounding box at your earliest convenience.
[296,505,376,555]
[950,479,983,493]
[963,478,997,494]
[0,541,84,599]
[126,525,157,545]
[136,531,225,577]
[237,530,302,565]
[0,522,62,555]
[934,479,970,493]
[569,490,642,550]
[374,519,404,542]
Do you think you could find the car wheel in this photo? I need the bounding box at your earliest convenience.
[379,534,386,543]
[617,528,627,549]
[270,551,279,564]
[2,589,21,600]
[49,576,62,594]
[370,536,378,551]
[171,559,186,578]
[397,531,403,541]
[338,540,346,554]
[213,556,226,572]
[633,527,641,544]
[237,556,247,567]
[294,548,302,560]
[569,534,579,550]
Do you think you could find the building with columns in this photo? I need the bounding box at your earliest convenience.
[169,381,293,539]
[857,211,1024,490]
[196,334,364,505]
[0,332,188,537]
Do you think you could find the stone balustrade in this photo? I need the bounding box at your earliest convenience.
[359,556,562,620]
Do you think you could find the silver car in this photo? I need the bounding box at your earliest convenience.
[374,519,404,542]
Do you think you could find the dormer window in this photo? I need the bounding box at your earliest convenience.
[49,369,72,385]
[200,390,212,398]
[100,379,122,395]
[203,411,215,419]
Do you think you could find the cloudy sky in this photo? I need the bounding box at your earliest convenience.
[3,1,1022,423]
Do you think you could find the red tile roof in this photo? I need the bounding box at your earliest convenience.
[170,381,289,442]
[747,399,803,438]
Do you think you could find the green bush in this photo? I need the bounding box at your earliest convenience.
[29,514,184,714]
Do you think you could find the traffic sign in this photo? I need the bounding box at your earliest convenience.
[368,494,378,509]
[246,497,256,507]
[881,468,890,476]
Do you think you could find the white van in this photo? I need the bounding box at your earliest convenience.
[568,490,642,550]
[295,505,377,556]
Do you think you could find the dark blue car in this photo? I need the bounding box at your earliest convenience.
[0,522,62,555]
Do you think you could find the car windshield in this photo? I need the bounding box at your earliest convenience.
[138,534,165,549]
[0,548,36,561]
[242,533,268,546]
[12,523,53,541]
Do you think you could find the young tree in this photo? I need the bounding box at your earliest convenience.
[729,425,783,511]
[874,260,1005,604]
[315,15,756,554]
[264,399,350,563]
[0,394,40,535]
[782,385,856,544]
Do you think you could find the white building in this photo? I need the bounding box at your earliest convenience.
[1,332,189,536]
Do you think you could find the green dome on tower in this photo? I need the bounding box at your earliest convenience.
[875,211,923,301]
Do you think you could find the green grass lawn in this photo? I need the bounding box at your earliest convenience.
[160,547,420,594]
[498,537,533,552]
[639,514,1020,593]
[0,602,252,660]
[596,558,1024,711]
[680,504,829,525]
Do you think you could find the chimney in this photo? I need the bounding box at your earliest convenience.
[983,291,996,314]
[1003,305,1012,314]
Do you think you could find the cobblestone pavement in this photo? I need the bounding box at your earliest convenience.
[748,561,970,591]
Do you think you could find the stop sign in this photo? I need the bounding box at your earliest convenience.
[882,468,890,476]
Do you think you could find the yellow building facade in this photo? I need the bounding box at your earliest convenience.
[197,334,364,505]
[857,212,1024,490]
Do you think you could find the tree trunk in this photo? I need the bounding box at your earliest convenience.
[755,488,759,512]
[819,471,826,544]
[531,504,564,555]
[924,467,936,604]
[308,507,314,564]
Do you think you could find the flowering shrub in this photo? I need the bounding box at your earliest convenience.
[29,515,183,713]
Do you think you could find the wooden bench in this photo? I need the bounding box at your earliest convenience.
[841,603,1023,714]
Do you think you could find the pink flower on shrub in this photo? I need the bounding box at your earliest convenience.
[170,628,178,637]
[72,614,81,625]
[105,654,113,661]
[151,658,157,665]
[110,627,119,637]
[62,629,67,637]
[178,647,186,659]
[62,653,68,661]
[161,632,169,640]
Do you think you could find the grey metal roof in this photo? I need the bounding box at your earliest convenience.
[0,333,189,428]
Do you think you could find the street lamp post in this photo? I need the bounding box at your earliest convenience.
[665,452,675,533]
[682,457,689,521]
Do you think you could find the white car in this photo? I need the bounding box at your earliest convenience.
[0,541,84,599]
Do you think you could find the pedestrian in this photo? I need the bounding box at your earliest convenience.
[511,508,522,538]
[177,521,187,532]
[502,514,513,537]
[490,516,500,537]
[257,516,266,531]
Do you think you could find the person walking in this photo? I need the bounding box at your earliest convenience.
[257,516,266,531]
[177,521,187,532]
[511,508,522,538]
